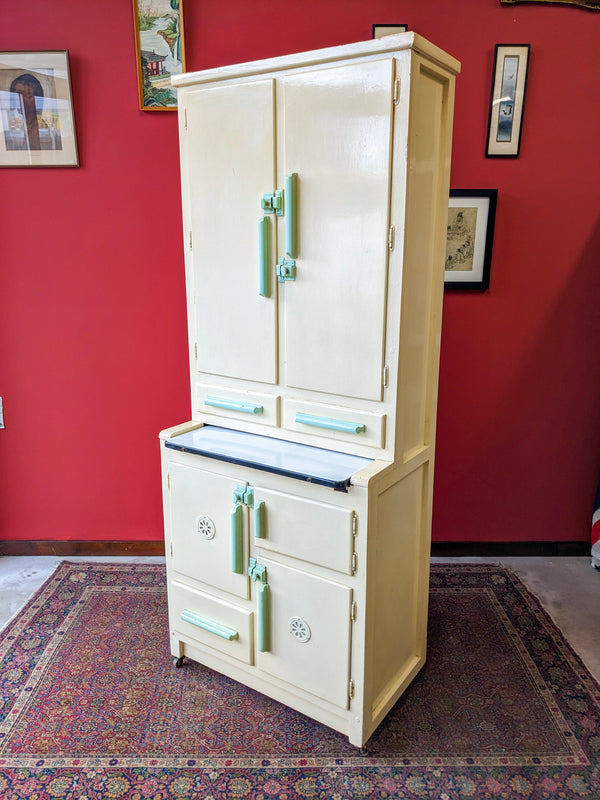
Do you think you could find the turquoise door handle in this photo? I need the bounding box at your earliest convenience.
[231,504,244,574]
[205,396,263,415]
[181,610,239,641]
[295,412,366,435]
[285,173,298,259]
[258,216,271,297]
[254,499,266,539]
[257,582,270,652]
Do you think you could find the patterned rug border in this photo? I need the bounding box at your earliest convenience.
[1,560,599,800]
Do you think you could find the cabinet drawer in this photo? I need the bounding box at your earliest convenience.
[170,581,253,664]
[284,398,385,449]
[253,485,355,574]
[196,383,280,428]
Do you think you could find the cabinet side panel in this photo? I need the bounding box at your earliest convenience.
[398,61,453,460]
[368,465,429,719]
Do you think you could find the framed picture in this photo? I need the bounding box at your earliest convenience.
[0,51,78,167]
[133,0,186,110]
[444,190,497,291]
[486,44,530,158]
[372,24,408,38]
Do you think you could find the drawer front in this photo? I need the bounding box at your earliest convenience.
[253,486,354,574]
[196,383,280,428]
[257,559,352,710]
[169,462,249,600]
[170,581,253,664]
[284,398,385,449]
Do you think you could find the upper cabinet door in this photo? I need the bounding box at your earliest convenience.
[280,59,395,402]
[184,79,278,385]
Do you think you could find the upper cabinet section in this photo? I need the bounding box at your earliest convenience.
[174,34,459,460]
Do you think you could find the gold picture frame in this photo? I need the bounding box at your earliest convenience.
[133,0,186,111]
[0,50,78,167]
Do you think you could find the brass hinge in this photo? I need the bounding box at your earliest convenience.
[167,472,170,490]
[388,225,395,251]
[349,679,355,700]
[393,78,401,105]
[194,343,198,360]
[351,552,358,575]
[184,107,188,130]
[351,601,357,623]
[189,230,192,250]
[352,512,358,537]
[170,541,173,558]
[383,364,389,389]
[351,512,358,574]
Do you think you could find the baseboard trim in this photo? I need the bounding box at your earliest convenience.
[431,541,591,558]
[0,541,166,557]
[0,540,589,558]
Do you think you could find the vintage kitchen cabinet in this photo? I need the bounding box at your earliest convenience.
[160,32,459,748]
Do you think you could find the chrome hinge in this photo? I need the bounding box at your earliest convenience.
[349,679,355,700]
[383,364,389,389]
[388,225,395,251]
[351,601,357,623]
[393,78,401,105]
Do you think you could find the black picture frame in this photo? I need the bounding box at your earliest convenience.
[372,24,408,39]
[486,44,530,158]
[444,189,497,291]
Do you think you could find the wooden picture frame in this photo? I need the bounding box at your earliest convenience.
[133,0,186,110]
[372,24,408,38]
[0,50,78,167]
[486,44,530,158]
[444,190,497,291]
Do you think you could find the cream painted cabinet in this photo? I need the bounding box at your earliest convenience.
[161,33,459,747]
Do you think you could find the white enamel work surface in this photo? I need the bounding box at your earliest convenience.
[167,425,373,487]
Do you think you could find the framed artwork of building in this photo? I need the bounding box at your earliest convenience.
[133,0,186,110]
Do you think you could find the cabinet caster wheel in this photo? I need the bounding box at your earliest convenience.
[174,656,185,668]
[358,745,371,756]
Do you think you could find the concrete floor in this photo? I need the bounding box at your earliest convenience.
[1,555,599,684]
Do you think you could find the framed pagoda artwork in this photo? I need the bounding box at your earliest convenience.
[133,0,186,110]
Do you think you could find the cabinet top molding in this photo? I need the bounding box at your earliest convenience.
[171,32,460,89]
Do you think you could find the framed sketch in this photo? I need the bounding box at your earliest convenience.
[486,44,530,157]
[372,24,408,38]
[445,190,497,291]
[0,51,78,167]
[133,0,186,110]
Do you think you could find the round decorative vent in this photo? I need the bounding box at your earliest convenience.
[195,515,216,540]
[289,616,311,643]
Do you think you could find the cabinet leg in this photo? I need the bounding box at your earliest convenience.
[358,745,371,756]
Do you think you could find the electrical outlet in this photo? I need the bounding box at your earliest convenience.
[0,397,4,429]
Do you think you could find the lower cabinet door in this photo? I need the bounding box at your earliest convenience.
[257,558,353,710]
[169,462,249,599]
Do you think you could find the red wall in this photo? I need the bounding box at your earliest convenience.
[1,0,599,543]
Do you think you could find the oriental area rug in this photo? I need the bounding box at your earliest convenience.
[1,563,599,799]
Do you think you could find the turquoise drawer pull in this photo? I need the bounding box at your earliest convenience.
[258,216,271,297]
[231,504,244,574]
[295,412,366,435]
[285,173,298,259]
[205,396,263,415]
[181,610,239,641]
[254,499,266,539]
[257,583,270,653]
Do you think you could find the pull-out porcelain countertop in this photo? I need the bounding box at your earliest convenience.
[165,425,373,490]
